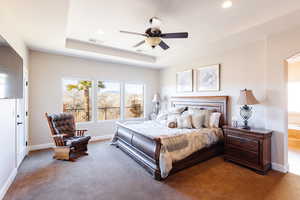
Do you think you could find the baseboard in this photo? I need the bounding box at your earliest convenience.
[17,147,29,168]
[272,162,289,173]
[29,135,113,151]
[29,143,54,151]
[90,134,112,142]
[0,168,17,200]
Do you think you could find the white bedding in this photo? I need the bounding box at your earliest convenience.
[114,120,223,178]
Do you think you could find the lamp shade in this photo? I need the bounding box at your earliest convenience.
[152,93,161,103]
[237,89,259,105]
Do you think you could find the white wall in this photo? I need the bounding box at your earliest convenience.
[0,7,28,200]
[29,51,160,146]
[160,41,267,128]
[160,25,300,170]
[265,26,300,169]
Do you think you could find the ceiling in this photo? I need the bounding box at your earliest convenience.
[3,0,300,68]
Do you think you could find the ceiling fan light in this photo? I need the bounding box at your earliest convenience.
[145,37,161,48]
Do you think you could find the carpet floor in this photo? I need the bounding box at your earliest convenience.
[4,141,300,200]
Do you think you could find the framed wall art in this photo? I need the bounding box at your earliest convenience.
[176,69,193,92]
[196,64,220,91]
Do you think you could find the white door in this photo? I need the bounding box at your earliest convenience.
[16,69,28,167]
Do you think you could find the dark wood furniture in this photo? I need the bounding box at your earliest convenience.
[223,126,272,174]
[45,113,91,161]
[114,96,228,180]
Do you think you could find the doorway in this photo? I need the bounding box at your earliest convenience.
[287,55,300,175]
[16,68,29,167]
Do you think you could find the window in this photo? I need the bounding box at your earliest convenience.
[125,83,144,119]
[62,79,92,122]
[97,81,121,120]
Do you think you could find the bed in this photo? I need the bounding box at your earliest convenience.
[112,96,228,180]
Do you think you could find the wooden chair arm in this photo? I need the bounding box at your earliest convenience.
[51,134,67,146]
[76,129,88,136]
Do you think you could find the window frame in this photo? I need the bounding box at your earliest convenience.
[61,77,94,124]
[96,80,122,122]
[61,78,146,123]
[123,82,146,120]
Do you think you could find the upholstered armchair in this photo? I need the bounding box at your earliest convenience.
[45,113,91,161]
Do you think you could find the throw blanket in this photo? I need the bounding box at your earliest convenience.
[112,121,223,178]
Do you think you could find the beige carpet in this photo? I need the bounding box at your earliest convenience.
[4,141,300,200]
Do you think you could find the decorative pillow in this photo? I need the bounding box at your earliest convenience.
[156,112,168,121]
[177,115,193,129]
[209,112,222,128]
[169,106,186,114]
[181,110,190,117]
[188,108,212,128]
[167,121,177,128]
[167,113,181,121]
[191,114,205,129]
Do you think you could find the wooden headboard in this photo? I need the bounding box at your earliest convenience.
[170,96,229,126]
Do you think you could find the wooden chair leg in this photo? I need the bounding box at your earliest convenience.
[53,147,70,161]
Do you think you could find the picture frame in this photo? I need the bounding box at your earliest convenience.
[196,64,220,91]
[176,69,193,93]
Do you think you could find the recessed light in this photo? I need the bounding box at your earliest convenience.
[89,38,104,44]
[222,0,232,8]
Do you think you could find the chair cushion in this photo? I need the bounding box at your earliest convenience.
[65,136,91,147]
[50,113,76,136]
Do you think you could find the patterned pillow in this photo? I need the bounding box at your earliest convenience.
[209,112,222,128]
[191,114,205,129]
[177,115,193,129]
[188,108,212,128]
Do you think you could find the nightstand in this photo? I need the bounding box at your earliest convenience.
[223,126,272,175]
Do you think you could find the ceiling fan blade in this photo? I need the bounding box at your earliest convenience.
[133,40,145,48]
[160,32,188,38]
[159,40,170,50]
[120,30,147,37]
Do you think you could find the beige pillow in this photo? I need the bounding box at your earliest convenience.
[177,115,193,129]
[188,108,212,128]
[209,112,222,128]
[191,114,205,129]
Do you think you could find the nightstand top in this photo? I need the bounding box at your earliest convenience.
[223,125,273,135]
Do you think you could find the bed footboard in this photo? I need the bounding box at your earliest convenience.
[114,123,223,180]
[114,125,162,180]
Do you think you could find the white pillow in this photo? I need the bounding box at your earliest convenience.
[181,110,190,117]
[191,114,205,129]
[209,112,222,128]
[156,112,168,121]
[177,115,193,129]
[167,113,180,122]
[169,107,186,114]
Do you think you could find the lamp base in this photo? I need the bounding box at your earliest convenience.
[240,105,253,130]
[241,120,251,130]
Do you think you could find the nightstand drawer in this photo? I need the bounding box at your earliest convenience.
[226,147,259,165]
[226,134,259,152]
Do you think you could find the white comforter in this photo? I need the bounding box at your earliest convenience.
[114,120,223,178]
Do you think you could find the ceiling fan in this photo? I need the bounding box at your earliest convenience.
[120,17,188,50]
